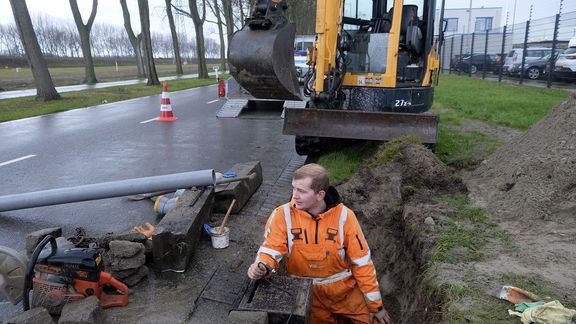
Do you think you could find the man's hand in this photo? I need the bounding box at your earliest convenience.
[247,261,268,280]
[370,307,392,324]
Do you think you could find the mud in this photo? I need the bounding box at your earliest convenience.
[337,143,466,323]
[464,94,576,297]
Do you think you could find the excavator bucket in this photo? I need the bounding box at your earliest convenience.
[228,23,302,101]
[283,108,439,144]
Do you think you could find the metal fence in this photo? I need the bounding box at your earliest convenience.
[441,10,576,88]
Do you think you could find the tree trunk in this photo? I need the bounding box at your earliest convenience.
[188,0,209,78]
[212,0,226,71]
[9,0,60,101]
[165,0,183,75]
[69,0,98,84]
[138,0,160,85]
[120,0,145,78]
[223,0,235,41]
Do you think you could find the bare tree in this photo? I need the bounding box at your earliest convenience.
[188,0,209,78]
[69,0,98,84]
[120,0,145,78]
[222,0,235,41]
[9,0,59,101]
[138,0,160,85]
[165,0,183,75]
[207,0,226,70]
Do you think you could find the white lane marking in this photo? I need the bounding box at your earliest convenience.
[207,99,219,104]
[140,118,158,124]
[0,154,36,167]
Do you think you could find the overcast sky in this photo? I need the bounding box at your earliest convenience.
[1,0,575,35]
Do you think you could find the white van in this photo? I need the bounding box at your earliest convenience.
[502,47,552,74]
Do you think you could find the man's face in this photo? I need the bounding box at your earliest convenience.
[291,177,324,211]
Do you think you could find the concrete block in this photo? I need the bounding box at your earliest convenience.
[58,296,103,324]
[108,241,145,258]
[97,232,147,249]
[119,265,149,287]
[4,307,54,324]
[25,227,62,257]
[105,250,146,271]
[152,187,214,272]
[214,161,262,214]
[228,311,268,324]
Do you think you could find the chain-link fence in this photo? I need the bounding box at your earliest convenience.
[441,10,576,88]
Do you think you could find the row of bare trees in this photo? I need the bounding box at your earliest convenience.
[0,21,222,60]
[7,0,315,101]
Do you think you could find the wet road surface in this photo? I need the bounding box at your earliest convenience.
[0,84,294,252]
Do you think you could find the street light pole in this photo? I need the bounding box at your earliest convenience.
[511,0,517,33]
[468,0,473,34]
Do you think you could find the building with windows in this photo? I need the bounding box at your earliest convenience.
[436,7,503,35]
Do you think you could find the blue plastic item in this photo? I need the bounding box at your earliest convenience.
[223,171,237,178]
[203,224,212,235]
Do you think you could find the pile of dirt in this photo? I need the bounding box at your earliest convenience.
[336,143,466,323]
[464,94,576,288]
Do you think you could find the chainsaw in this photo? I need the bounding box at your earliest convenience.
[24,235,129,315]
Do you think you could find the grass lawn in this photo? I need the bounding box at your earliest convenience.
[0,76,226,122]
[0,64,223,90]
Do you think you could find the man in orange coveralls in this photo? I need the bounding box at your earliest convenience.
[248,163,392,324]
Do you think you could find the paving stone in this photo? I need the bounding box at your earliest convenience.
[3,307,54,324]
[58,296,103,324]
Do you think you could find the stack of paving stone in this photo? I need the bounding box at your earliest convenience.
[104,240,149,287]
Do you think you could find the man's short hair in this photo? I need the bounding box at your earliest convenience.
[293,163,330,193]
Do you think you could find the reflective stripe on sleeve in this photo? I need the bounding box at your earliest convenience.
[351,250,372,267]
[258,246,283,261]
[283,203,293,256]
[338,206,348,248]
[338,247,345,260]
[312,269,352,285]
[364,291,382,302]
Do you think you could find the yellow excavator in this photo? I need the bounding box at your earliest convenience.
[229,0,446,155]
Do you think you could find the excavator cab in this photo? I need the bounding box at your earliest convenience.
[229,0,445,155]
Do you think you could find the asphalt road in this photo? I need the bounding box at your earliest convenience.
[0,84,295,253]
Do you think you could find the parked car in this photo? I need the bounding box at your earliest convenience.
[452,54,501,74]
[508,52,561,80]
[553,47,576,82]
[502,47,552,75]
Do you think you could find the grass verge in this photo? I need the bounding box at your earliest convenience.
[435,75,568,129]
[0,76,224,122]
[319,75,571,323]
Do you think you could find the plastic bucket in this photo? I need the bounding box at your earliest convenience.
[210,227,229,249]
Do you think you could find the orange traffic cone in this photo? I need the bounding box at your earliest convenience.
[157,82,177,122]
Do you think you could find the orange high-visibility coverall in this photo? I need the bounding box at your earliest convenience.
[256,188,383,323]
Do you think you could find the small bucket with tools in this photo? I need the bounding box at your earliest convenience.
[210,226,230,249]
[210,199,236,249]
